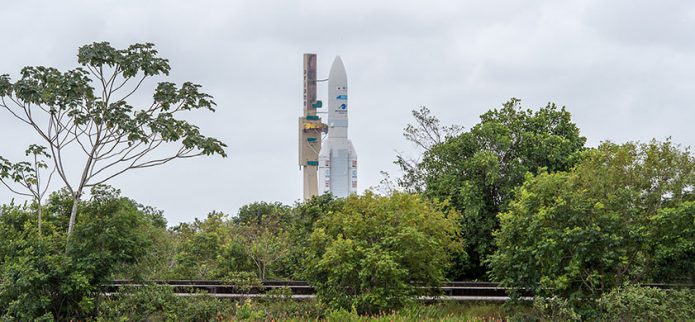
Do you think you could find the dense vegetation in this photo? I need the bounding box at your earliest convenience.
[1,43,693,320]
[0,187,163,320]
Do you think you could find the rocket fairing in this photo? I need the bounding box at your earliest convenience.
[319,56,357,197]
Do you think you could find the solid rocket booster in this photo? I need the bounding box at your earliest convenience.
[319,56,357,197]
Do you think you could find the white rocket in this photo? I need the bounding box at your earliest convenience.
[319,56,357,197]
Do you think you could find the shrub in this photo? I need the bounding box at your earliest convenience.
[304,192,462,314]
[489,141,695,314]
[97,284,234,321]
[221,271,262,294]
[597,284,695,321]
[0,187,159,320]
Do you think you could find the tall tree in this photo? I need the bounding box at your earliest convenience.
[411,99,586,279]
[0,42,226,237]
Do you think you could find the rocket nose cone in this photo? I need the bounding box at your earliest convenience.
[329,56,346,80]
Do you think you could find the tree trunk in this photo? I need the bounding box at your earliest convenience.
[257,262,265,281]
[67,192,81,236]
[37,201,42,235]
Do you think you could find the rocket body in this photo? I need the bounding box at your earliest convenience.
[319,57,357,197]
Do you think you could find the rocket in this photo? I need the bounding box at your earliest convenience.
[319,56,357,197]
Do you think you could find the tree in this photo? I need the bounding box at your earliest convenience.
[414,99,586,279]
[234,201,292,227]
[0,42,226,237]
[488,140,694,315]
[394,106,463,193]
[237,218,290,280]
[231,201,293,280]
[0,145,54,233]
[649,201,695,283]
[171,212,234,279]
[304,192,462,313]
[0,186,160,320]
[283,194,342,279]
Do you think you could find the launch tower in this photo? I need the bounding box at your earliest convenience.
[298,54,357,200]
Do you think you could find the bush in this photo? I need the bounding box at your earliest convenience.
[221,271,262,294]
[304,192,462,314]
[0,187,161,320]
[528,297,581,322]
[0,226,91,321]
[648,201,695,283]
[489,141,695,313]
[97,284,234,321]
[597,284,695,321]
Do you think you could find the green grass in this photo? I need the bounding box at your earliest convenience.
[258,301,508,321]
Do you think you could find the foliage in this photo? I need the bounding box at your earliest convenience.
[282,194,342,279]
[597,284,695,321]
[0,221,89,321]
[305,192,462,314]
[0,42,226,236]
[648,201,695,283]
[233,202,293,280]
[0,145,54,233]
[411,99,586,279]
[0,186,158,320]
[489,140,695,315]
[238,218,290,280]
[324,302,506,322]
[117,212,176,281]
[169,204,296,281]
[170,212,231,279]
[528,296,581,322]
[235,201,292,227]
[166,198,332,282]
[97,287,507,321]
[221,271,262,294]
[97,284,234,321]
[70,186,154,286]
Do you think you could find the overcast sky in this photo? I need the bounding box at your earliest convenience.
[1,0,693,225]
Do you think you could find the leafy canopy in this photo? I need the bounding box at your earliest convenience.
[414,99,586,279]
[0,42,226,236]
[304,192,462,313]
[489,140,695,312]
[0,186,161,320]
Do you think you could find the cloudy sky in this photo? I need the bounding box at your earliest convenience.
[1,0,693,225]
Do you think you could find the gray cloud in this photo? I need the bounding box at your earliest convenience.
[1,0,693,224]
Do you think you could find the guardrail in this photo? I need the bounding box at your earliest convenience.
[107,280,527,301]
[106,280,693,302]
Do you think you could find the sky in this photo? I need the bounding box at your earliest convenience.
[1,0,694,225]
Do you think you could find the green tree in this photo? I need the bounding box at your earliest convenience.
[0,42,226,237]
[233,201,293,280]
[238,217,290,280]
[0,186,159,320]
[283,194,342,279]
[0,145,54,233]
[305,192,462,313]
[171,212,236,279]
[647,200,695,283]
[412,99,586,279]
[489,140,694,314]
[235,201,292,227]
